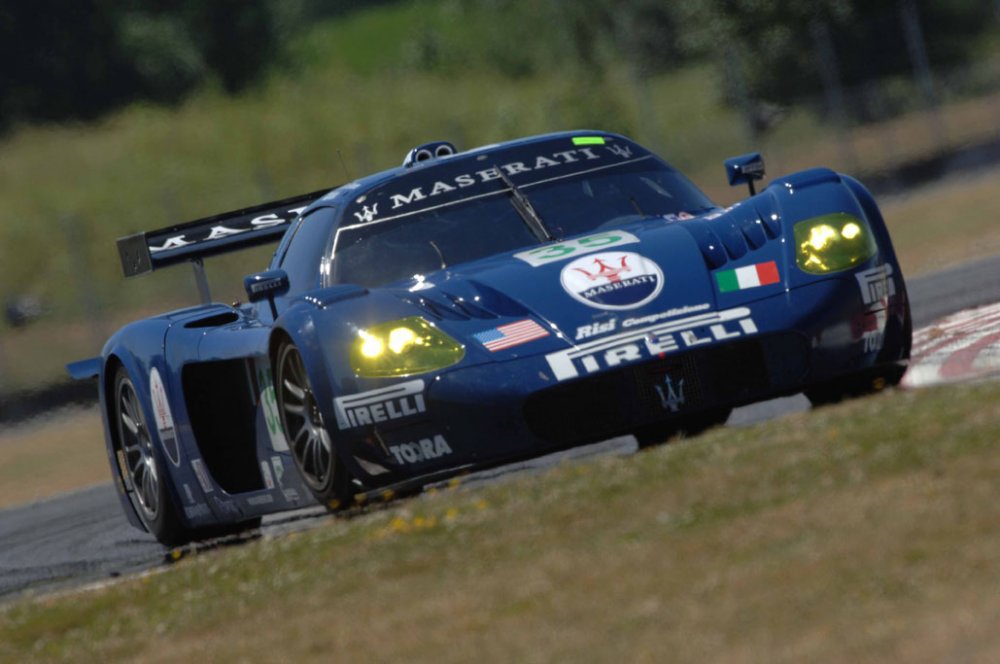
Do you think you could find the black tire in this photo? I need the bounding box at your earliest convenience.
[274,342,354,508]
[804,363,907,407]
[112,366,190,546]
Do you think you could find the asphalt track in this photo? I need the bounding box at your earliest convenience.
[1,254,998,603]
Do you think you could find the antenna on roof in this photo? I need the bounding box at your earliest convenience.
[337,149,353,181]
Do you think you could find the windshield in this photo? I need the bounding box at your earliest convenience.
[332,141,713,288]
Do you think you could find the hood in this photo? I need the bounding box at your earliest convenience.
[391,211,786,356]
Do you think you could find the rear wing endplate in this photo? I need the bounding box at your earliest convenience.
[116,187,332,278]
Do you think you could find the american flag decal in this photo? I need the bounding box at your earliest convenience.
[473,319,550,352]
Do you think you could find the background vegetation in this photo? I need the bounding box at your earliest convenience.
[0,0,998,393]
[3,1,994,131]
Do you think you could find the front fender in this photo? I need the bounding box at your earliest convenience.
[99,319,172,533]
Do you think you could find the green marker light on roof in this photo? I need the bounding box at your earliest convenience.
[572,136,606,146]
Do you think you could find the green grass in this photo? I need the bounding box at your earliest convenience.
[3,381,1000,662]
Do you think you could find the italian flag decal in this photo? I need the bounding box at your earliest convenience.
[715,261,780,293]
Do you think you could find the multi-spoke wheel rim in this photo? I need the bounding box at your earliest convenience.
[115,377,160,523]
[276,345,334,491]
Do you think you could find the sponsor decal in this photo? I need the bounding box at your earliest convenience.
[575,304,714,341]
[855,264,896,306]
[149,367,181,466]
[247,494,275,506]
[271,456,286,487]
[656,374,686,413]
[606,144,633,159]
[623,303,712,328]
[191,458,213,493]
[546,307,757,381]
[862,330,885,353]
[473,319,550,352]
[283,488,301,503]
[514,231,639,267]
[576,318,617,340]
[212,497,240,517]
[257,367,289,452]
[333,379,426,430]
[345,143,643,223]
[383,148,604,212]
[715,261,780,293]
[182,483,196,505]
[184,504,211,519]
[560,251,663,310]
[852,309,887,354]
[389,434,453,465]
[354,203,379,223]
[572,136,606,146]
[149,205,310,253]
[663,211,695,221]
[260,461,275,490]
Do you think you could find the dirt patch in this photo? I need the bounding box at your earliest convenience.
[0,406,108,509]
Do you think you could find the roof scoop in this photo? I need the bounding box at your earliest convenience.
[403,141,457,168]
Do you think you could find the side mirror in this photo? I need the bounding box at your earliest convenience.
[724,152,765,196]
[244,269,289,318]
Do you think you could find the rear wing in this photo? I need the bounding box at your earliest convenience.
[116,187,332,278]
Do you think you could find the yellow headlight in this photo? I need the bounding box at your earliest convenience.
[350,317,464,378]
[794,213,877,274]
[359,332,384,358]
[387,327,417,354]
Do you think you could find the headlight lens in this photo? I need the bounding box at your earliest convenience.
[794,212,877,274]
[350,316,464,377]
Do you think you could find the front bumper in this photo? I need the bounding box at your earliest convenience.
[337,275,907,484]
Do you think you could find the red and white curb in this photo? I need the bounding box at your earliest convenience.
[902,302,1000,388]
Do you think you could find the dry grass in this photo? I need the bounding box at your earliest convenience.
[881,166,1000,276]
[0,407,108,509]
[2,381,999,662]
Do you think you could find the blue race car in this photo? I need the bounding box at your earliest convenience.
[68,131,911,545]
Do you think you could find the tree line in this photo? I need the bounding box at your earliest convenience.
[0,0,994,133]
[0,0,383,133]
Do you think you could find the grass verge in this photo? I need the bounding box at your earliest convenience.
[0,407,107,509]
[881,166,1000,276]
[2,381,999,663]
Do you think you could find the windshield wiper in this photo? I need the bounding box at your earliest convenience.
[496,167,554,242]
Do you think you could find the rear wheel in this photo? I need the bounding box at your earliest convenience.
[274,342,353,508]
[113,366,188,545]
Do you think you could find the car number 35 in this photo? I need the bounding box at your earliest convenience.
[513,231,640,267]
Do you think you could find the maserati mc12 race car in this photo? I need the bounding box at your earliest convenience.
[68,130,911,544]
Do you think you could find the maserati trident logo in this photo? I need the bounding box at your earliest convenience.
[354,203,379,223]
[560,251,663,310]
[607,144,633,159]
[655,375,685,412]
[572,255,631,284]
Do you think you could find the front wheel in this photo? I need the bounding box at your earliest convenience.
[804,363,907,407]
[274,342,354,508]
